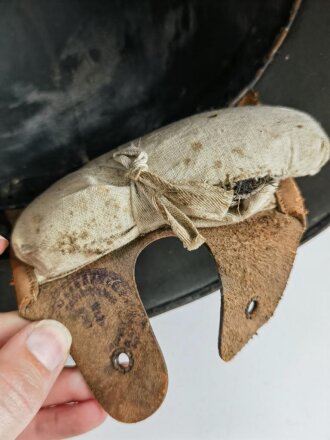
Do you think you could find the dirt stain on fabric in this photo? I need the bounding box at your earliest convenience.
[191,141,203,152]
[80,230,89,240]
[32,214,43,224]
[56,230,96,255]
[232,148,245,157]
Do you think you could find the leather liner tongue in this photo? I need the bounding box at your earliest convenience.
[10,178,305,422]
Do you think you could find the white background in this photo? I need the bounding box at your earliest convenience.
[78,227,330,440]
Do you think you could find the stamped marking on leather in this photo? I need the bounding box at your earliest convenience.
[51,268,130,328]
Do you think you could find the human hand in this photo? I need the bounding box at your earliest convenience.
[0,236,107,440]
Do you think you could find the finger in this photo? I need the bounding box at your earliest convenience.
[0,236,8,254]
[17,400,107,440]
[43,367,94,407]
[0,320,72,440]
[0,312,28,348]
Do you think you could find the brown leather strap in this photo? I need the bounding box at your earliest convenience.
[12,246,168,423]
[11,177,306,421]
[276,177,307,226]
[204,208,304,360]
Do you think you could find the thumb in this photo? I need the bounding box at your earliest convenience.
[0,320,72,440]
[0,235,9,254]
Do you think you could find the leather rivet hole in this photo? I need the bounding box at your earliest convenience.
[245,299,258,319]
[112,348,134,373]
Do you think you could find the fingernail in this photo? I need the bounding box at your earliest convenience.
[26,320,72,371]
[0,235,8,246]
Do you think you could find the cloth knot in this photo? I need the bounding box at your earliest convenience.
[113,146,149,181]
[112,146,234,251]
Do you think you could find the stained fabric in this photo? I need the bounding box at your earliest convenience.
[12,106,330,283]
